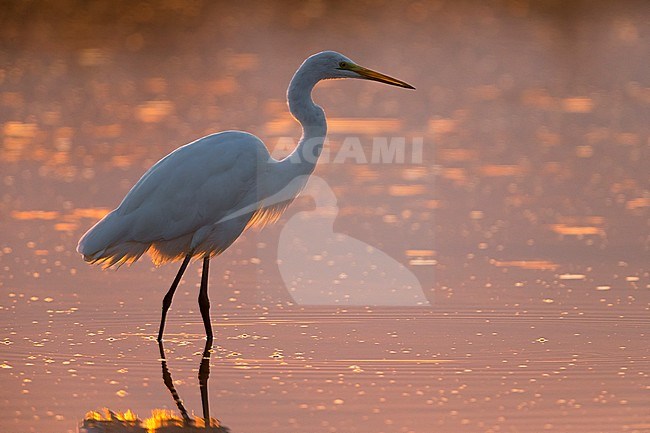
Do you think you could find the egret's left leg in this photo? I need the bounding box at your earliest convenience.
[158,252,192,342]
[198,256,213,340]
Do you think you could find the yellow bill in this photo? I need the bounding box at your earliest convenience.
[342,63,415,89]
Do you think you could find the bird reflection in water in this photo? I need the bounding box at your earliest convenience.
[80,338,228,432]
[157,337,230,431]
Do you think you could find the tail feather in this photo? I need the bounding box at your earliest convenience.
[77,211,149,268]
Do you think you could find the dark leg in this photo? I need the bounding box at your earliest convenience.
[158,253,192,342]
[198,256,213,426]
[198,256,213,340]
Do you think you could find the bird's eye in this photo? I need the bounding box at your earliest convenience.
[338,61,347,68]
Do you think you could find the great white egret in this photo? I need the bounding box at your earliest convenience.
[78,51,414,342]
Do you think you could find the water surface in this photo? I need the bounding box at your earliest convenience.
[1,1,649,432]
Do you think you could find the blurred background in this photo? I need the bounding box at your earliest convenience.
[0,1,648,432]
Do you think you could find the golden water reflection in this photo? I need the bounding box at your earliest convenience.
[81,408,226,432]
[11,208,110,233]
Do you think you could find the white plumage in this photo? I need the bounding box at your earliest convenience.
[78,131,282,267]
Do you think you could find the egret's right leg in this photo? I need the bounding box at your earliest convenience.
[157,253,192,342]
[197,256,213,425]
[198,256,213,340]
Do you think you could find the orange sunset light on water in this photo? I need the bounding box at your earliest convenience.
[1,1,649,433]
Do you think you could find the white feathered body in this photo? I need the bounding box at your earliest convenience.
[78,131,303,267]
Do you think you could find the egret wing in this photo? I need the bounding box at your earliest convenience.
[77,131,272,267]
[119,132,267,243]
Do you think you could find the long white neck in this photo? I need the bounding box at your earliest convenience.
[260,60,328,206]
[281,64,327,175]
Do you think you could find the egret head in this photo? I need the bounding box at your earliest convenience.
[304,51,415,89]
